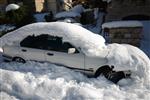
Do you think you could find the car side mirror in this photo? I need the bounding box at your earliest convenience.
[68,48,76,54]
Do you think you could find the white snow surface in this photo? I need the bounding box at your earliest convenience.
[102,21,143,29]
[0,60,150,100]
[55,11,81,19]
[5,4,20,12]
[0,22,150,100]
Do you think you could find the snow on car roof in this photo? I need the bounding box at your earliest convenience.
[0,22,106,56]
[102,21,143,29]
[55,11,81,19]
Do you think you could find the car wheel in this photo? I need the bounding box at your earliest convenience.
[13,57,26,63]
[94,65,113,78]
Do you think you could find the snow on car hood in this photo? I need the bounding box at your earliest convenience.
[0,22,106,57]
[106,43,150,86]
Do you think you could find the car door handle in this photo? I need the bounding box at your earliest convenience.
[22,49,27,52]
[47,53,54,56]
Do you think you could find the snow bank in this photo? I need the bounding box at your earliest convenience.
[0,22,106,57]
[55,11,81,19]
[5,4,20,12]
[102,21,143,29]
[0,62,150,100]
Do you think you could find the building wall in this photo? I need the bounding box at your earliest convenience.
[105,0,150,22]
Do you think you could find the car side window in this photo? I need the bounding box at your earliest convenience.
[20,34,62,50]
[20,35,36,48]
[20,34,79,53]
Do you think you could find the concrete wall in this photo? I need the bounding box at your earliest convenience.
[105,0,150,22]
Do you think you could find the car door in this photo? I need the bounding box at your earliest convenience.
[19,47,45,61]
[44,36,85,69]
[19,35,45,61]
[45,49,85,69]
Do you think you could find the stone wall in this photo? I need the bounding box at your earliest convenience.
[105,0,150,21]
[105,27,143,47]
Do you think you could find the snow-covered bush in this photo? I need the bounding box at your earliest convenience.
[5,5,35,27]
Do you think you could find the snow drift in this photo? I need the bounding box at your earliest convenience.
[0,62,150,100]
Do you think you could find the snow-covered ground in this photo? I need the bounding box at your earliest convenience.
[0,61,150,100]
[0,22,150,100]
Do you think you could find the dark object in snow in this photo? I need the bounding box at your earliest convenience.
[95,65,131,84]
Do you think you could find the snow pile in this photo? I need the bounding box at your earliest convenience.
[0,24,15,32]
[55,11,81,19]
[0,61,150,100]
[106,44,150,86]
[70,4,84,14]
[102,21,143,29]
[0,22,106,56]
[5,4,20,12]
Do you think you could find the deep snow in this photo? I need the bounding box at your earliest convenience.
[0,61,150,100]
[0,22,150,100]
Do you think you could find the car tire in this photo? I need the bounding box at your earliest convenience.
[12,57,26,63]
[94,65,112,78]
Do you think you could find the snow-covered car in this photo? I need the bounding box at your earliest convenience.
[0,22,110,76]
[2,36,109,77]
[1,22,149,82]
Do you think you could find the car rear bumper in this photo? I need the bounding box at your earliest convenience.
[2,54,13,62]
